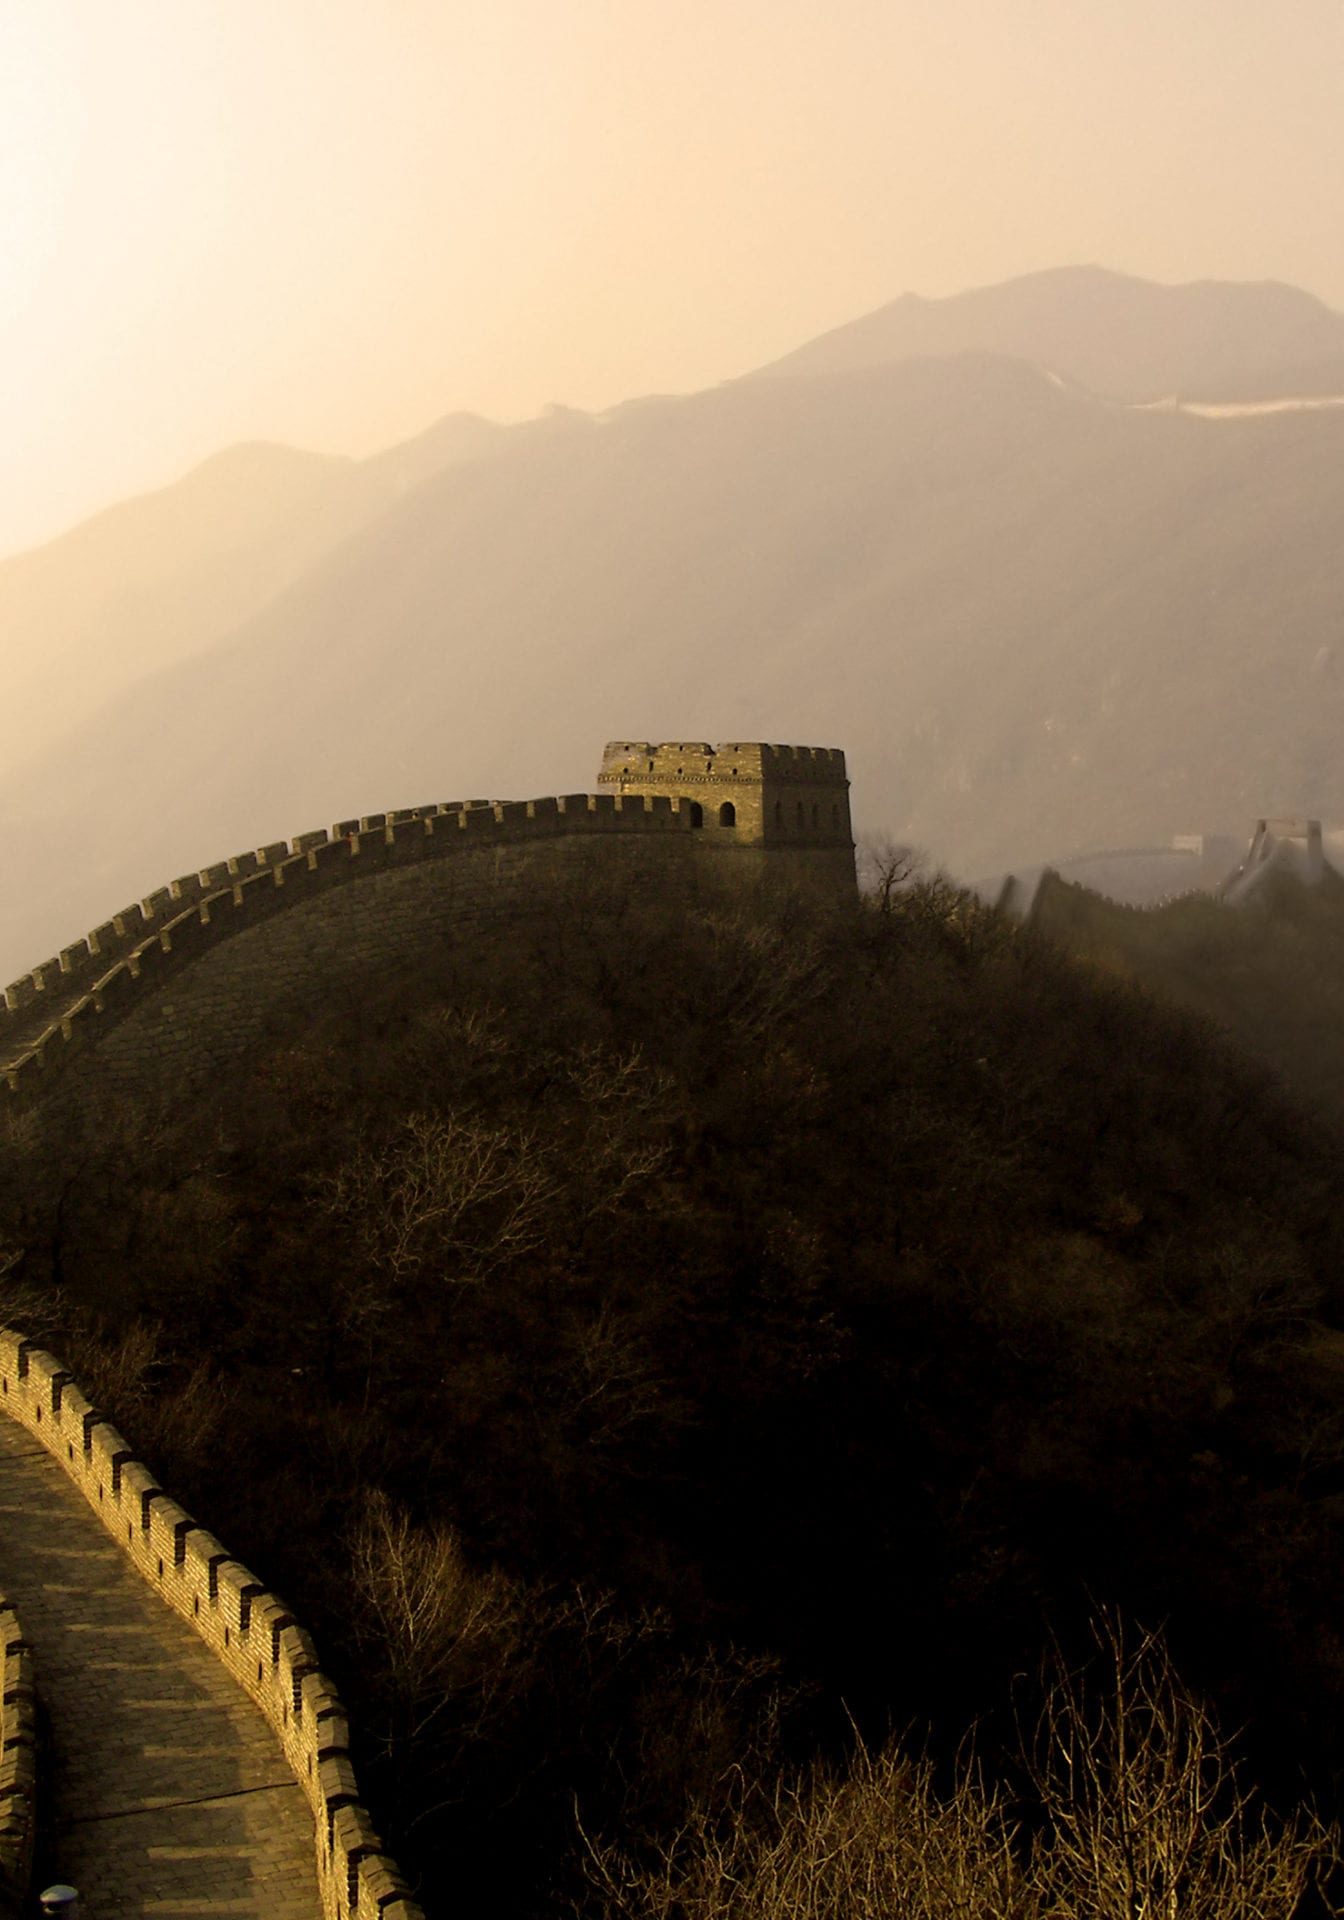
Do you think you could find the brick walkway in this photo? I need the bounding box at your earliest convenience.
[0,1416,319,1916]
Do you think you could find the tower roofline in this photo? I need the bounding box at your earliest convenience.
[599,741,848,786]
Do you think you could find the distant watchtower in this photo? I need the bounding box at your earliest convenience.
[598,740,855,892]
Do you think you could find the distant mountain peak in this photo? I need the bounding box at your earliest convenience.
[754,264,1344,404]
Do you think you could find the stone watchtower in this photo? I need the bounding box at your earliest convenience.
[598,740,856,893]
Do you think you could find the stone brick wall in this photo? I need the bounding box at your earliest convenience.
[1,780,855,1108]
[0,1597,35,1914]
[0,1330,421,1920]
[0,796,682,1101]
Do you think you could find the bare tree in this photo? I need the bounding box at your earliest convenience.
[561,1046,673,1221]
[349,1487,529,1762]
[319,1109,558,1290]
[550,1302,685,1459]
[857,834,924,911]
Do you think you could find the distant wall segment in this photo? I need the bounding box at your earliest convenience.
[1,762,856,1108]
[0,1329,423,1920]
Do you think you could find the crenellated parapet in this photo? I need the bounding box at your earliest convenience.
[0,1329,423,1920]
[0,1595,35,1911]
[0,792,700,1101]
[0,797,599,1039]
[1,747,857,1107]
[598,741,848,787]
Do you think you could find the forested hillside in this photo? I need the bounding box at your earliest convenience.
[4,873,1344,1914]
[1033,864,1344,1128]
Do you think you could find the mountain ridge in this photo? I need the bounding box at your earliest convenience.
[4,346,1343,981]
[6,265,1344,981]
[752,263,1344,401]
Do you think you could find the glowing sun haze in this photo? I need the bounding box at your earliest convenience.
[4,0,1344,560]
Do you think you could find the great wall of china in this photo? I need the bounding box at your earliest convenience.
[0,744,855,1107]
[0,1328,421,1917]
[0,742,854,1909]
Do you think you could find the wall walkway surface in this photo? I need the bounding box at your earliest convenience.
[0,1333,422,1920]
[0,1416,313,1914]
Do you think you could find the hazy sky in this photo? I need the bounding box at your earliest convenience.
[5,0,1344,559]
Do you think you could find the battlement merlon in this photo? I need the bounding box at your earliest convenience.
[599,742,849,787]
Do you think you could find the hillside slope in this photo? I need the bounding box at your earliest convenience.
[1032,865,1344,1127]
[5,878,1344,1915]
[0,443,376,778]
[0,413,526,784]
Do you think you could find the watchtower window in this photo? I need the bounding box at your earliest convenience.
[719,802,736,828]
[689,801,704,829]
[775,802,783,827]
[796,801,804,827]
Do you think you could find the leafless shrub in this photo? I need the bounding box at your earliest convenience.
[59,1319,223,1471]
[582,1620,1340,1920]
[582,1732,1032,1920]
[0,1253,61,1342]
[66,1317,164,1408]
[1023,1614,1340,1920]
[349,1487,530,1759]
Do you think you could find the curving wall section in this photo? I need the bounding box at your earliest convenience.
[0,793,719,1104]
[0,1329,423,1920]
[0,1595,35,1913]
